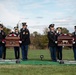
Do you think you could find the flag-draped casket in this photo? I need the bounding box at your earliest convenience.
[58,34,73,46]
[5,33,20,47]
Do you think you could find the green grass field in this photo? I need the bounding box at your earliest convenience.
[6,48,74,60]
[0,48,76,75]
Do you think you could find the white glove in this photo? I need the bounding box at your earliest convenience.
[2,41,5,43]
[19,41,22,43]
[9,34,12,36]
[14,34,17,36]
[55,41,57,43]
[73,42,75,44]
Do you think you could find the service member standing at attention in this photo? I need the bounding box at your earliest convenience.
[14,27,20,59]
[20,23,30,61]
[0,24,6,59]
[1,25,6,59]
[47,24,57,62]
[72,26,76,60]
[56,27,63,60]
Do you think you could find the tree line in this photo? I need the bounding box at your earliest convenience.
[30,27,69,49]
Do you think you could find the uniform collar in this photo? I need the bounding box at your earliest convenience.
[58,32,61,34]
[23,28,25,30]
[22,28,27,30]
[50,30,55,33]
[16,32,18,34]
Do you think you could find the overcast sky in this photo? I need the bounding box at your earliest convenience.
[0,0,76,34]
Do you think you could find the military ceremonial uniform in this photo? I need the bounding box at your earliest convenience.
[20,23,30,60]
[0,24,6,59]
[72,26,76,60]
[48,24,57,62]
[56,27,62,60]
[2,30,6,59]
[14,28,20,59]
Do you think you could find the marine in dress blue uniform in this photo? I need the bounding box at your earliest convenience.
[20,23,30,61]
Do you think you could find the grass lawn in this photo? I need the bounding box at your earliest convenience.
[0,65,76,75]
[0,48,76,75]
[6,48,74,60]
